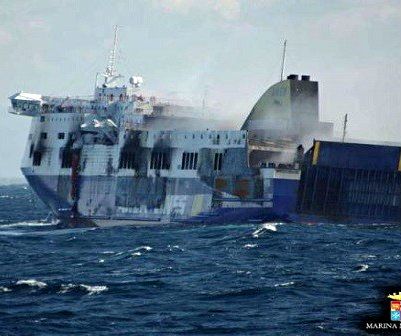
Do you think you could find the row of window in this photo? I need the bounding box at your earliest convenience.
[40,116,84,122]
[38,132,71,140]
[98,93,128,101]
[30,149,223,171]
[181,152,198,170]
[31,149,73,168]
[151,133,246,141]
[150,152,170,170]
[119,152,136,169]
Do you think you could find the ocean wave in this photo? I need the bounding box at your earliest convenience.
[59,283,108,295]
[58,283,76,294]
[16,279,47,288]
[252,222,282,237]
[0,230,24,236]
[203,287,262,299]
[0,195,14,199]
[274,281,295,287]
[0,222,56,228]
[168,244,184,252]
[131,252,142,257]
[243,243,258,248]
[355,264,369,272]
[134,246,152,251]
[79,284,108,295]
[0,286,11,293]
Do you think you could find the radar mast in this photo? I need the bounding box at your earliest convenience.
[280,39,287,81]
[103,25,123,87]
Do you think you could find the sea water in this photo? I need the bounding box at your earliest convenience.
[0,184,400,335]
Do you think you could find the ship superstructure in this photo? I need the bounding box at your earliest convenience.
[9,32,331,227]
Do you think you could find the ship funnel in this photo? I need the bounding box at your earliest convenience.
[287,74,298,80]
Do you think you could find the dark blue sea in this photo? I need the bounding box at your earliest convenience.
[1,184,400,335]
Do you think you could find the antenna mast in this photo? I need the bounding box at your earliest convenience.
[280,39,287,81]
[342,113,348,142]
[106,25,119,77]
[202,87,207,117]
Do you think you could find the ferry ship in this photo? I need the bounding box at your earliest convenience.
[9,30,334,227]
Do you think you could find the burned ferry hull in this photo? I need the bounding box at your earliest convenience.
[22,160,300,227]
[9,73,312,228]
[10,30,333,228]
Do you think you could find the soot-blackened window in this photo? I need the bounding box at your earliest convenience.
[181,152,198,170]
[61,150,73,168]
[40,132,47,139]
[119,151,136,169]
[150,152,170,170]
[29,144,34,158]
[58,132,65,139]
[33,151,42,166]
[213,153,223,171]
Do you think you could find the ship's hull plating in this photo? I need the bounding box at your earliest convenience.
[23,171,298,228]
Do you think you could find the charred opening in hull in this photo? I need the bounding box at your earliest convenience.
[32,151,42,166]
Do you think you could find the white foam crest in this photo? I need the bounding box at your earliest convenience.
[243,243,258,248]
[355,264,369,272]
[58,283,76,294]
[134,246,152,251]
[0,286,11,293]
[0,222,55,228]
[79,284,108,295]
[101,251,115,254]
[0,231,23,236]
[252,222,283,237]
[16,279,47,288]
[168,244,184,252]
[274,281,295,287]
[131,252,142,257]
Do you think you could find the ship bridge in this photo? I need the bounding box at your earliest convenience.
[9,92,43,116]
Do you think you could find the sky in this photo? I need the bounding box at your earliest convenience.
[0,0,400,178]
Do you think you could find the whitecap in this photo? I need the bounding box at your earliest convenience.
[252,222,282,237]
[134,246,152,251]
[168,244,184,252]
[131,252,142,257]
[0,222,55,228]
[243,243,258,248]
[355,264,369,272]
[58,283,76,294]
[0,231,24,236]
[274,281,295,287]
[99,259,105,263]
[0,286,11,293]
[80,284,108,295]
[16,279,47,288]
